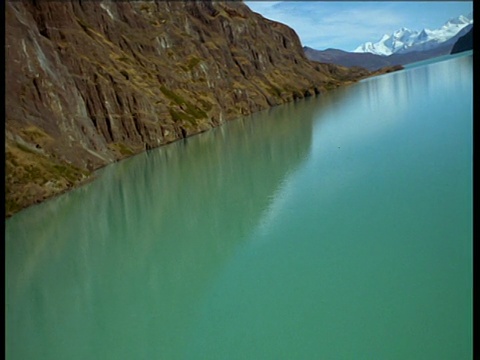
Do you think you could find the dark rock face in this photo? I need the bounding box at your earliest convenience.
[451,27,473,54]
[5,0,374,216]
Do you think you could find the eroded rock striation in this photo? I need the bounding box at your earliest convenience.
[5,0,382,217]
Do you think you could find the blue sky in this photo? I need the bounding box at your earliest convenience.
[244,1,473,51]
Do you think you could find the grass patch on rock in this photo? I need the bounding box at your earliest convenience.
[161,86,209,123]
[109,142,136,157]
[5,143,90,218]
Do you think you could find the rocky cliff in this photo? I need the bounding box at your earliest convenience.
[5,0,382,217]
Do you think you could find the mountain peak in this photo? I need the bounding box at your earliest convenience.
[445,13,472,26]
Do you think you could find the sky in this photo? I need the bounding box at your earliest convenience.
[244,1,473,51]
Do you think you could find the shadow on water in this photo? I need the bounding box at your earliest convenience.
[6,95,334,359]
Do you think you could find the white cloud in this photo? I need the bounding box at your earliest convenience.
[305,7,408,50]
[246,2,411,51]
[245,1,473,51]
[245,1,284,14]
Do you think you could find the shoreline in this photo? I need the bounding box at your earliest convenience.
[5,65,403,220]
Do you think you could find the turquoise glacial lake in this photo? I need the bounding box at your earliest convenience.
[6,52,472,359]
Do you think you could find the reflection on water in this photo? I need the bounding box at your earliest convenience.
[6,54,472,360]
[6,96,324,359]
[183,54,472,359]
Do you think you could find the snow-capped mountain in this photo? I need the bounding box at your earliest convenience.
[354,13,473,56]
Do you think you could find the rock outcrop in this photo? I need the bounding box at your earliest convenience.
[5,0,383,217]
[451,27,473,54]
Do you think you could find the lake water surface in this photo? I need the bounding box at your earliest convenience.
[6,53,473,359]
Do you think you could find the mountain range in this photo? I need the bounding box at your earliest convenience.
[305,13,473,71]
[354,13,473,56]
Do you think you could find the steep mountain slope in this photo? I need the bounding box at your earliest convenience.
[5,0,384,217]
[451,27,473,54]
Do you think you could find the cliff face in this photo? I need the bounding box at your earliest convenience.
[5,0,373,216]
